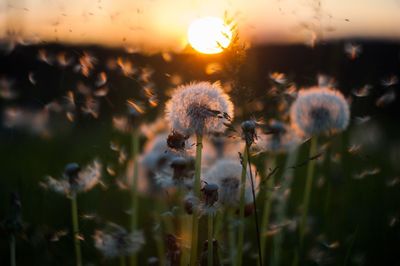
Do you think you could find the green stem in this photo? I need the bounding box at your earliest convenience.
[246,145,263,266]
[10,234,16,266]
[208,214,214,266]
[259,157,276,266]
[214,211,222,241]
[130,130,140,266]
[189,133,203,266]
[71,194,82,266]
[299,137,318,252]
[236,145,249,266]
[227,209,236,264]
[120,256,127,266]
[271,149,299,266]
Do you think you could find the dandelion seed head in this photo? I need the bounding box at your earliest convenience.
[44,160,102,195]
[290,87,350,137]
[94,223,144,258]
[165,82,234,136]
[256,120,301,153]
[204,159,258,208]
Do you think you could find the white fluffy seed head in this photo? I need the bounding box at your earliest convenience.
[44,160,102,195]
[94,223,144,258]
[204,159,259,208]
[290,87,350,137]
[165,82,234,136]
[255,121,302,153]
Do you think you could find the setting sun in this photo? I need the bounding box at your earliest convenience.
[187,17,232,54]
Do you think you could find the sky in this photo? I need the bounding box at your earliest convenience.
[1,0,400,52]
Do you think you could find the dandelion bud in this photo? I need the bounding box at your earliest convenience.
[184,193,197,214]
[167,130,188,150]
[165,234,181,266]
[170,157,189,181]
[201,183,219,207]
[241,120,258,145]
[64,163,81,187]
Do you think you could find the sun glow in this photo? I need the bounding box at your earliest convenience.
[187,17,232,54]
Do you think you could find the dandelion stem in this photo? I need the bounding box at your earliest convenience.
[10,234,16,266]
[70,193,82,266]
[189,133,203,266]
[120,256,127,266]
[227,209,236,264]
[246,145,263,266]
[236,145,248,266]
[208,213,214,266]
[259,157,276,266]
[130,129,140,266]
[272,149,299,266]
[299,137,318,251]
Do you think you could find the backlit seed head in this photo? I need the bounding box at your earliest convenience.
[201,183,219,207]
[256,120,302,153]
[204,159,259,208]
[165,82,234,136]
[94,223,144,258]
[290,87,350,137]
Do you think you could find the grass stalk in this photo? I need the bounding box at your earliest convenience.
[246,145,263,266]
[297,137,318,263]
[259,157,276,266]
[10,234,16,266]
[271,149,299,266]
[208,213,214,266]
[130,130,140,266]
[235,145,249,266]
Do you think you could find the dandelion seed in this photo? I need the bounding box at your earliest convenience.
[269,72,287,84]
[353,167,380,179]
[381,75,398,87]
[94,223,144,258]
[44,160,102,195]
[28,72,36,85]
[56,52,73,67]
[344,42,362,60]
[0,77,17,100]
[37,49,53,65]
[351,85,372,97]
[376,90,396,107]
[165,82,234,136]
[78,52,97,77]
[290,87,350,137]
[95,72,107,87]
[354,116,371,125]
[94,86,109,97]
[317,74,336,89]
[117,57,135,76]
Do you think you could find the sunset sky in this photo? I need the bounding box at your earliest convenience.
[1,0,400,52]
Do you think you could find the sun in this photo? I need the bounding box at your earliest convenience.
[187,17,233,54]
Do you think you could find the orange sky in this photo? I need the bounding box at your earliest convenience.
[1,0,400,52]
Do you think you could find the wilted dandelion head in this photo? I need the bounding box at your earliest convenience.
[204,159,258,208]
[44,160,102,195]
[165,82,234,136]
[154,155,195,189]
[290,87,350,137]
[255,120,302,153]
[94,223,144,258]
